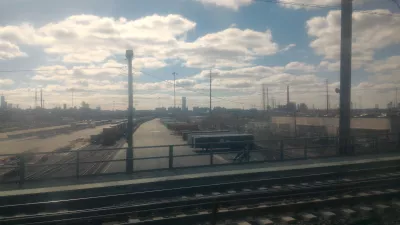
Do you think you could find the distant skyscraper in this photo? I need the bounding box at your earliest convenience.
[0,96,5,109]
[182,97,187,111]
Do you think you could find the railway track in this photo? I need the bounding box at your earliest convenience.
[1,165,400,224]
[24,141,124,180]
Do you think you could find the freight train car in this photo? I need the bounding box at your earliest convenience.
[102,127,117,146]
[192,133,254,150]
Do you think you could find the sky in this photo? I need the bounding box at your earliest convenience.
[0,0,399,110]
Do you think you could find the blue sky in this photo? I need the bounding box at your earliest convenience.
[0,0,399,110]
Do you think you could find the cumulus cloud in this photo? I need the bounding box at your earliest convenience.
[196,0,252,10]
[0,79,14,86]
[0,14,285,69]
[318,60,340,72]
[0,40,26,60]
[366,55,400,73]
[0,14,196,64]
[31,59,127,82]
[306,9,400,68]
[284,61,315,73]
[175,28,280,68]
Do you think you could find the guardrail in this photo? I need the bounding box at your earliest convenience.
[0,133,399,185]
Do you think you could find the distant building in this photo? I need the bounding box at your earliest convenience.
[0,95,5,109]
[63,104,67,110]
[155,107,167,112]
[8,103,12,109]
[182,97,187,111]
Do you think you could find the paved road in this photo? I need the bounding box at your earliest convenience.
[103,119,229,173]
[0,125,111,156]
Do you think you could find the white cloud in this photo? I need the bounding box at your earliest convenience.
[280,44,296,52]
[32,59,128,82]
[0,14,196,64]
[318,60,340,72]
[197,0,252,10]
[284,61,315,72]
[306,9,400,68]
[0,40,26,60]
[0,79,14,86]
[366,55,400,73]
[177,28,280,68]
[133,57,166,69]
[0,14,284,69]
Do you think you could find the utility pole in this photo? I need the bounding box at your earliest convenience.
[209,69,212,115]
[339,0,352,155]
[34,89,37,108]
[71,89,74,108]
[40,88,43,108]
[326,79,329,114]
[172,72,177,109]
[262,84,266,112]
[272,97,275,109]
[287,85,290,107]
[126,50,134,174]
[267,87,269,112]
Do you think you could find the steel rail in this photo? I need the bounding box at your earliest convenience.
[2,175,399,225]
[1,165,399,216]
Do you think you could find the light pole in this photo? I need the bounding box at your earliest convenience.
[126,50,134,173]
[339,0,353,155]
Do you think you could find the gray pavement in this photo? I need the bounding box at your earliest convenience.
[0,124,111,156]
[103,119,228,173]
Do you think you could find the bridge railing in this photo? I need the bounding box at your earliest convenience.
[0,133,399,185]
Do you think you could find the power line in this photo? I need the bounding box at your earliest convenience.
[254,0,400,17]
[140,70,257,107]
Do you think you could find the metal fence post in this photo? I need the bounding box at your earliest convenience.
[211,202,218,225]
[304,138,308,159]
[19,154,25,186]
[169,145,174,169]
[76,151,80,179]
[397,133,400,150]
[280,140,284,161]
[210,144,214,165]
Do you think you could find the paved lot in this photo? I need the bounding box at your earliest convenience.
[0,125,111,155]
[103,119,228,173]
